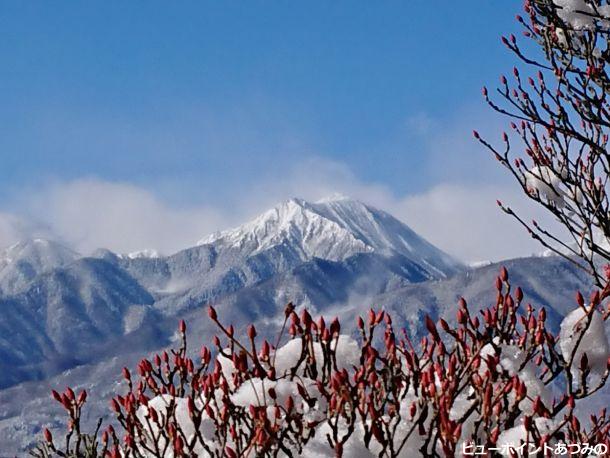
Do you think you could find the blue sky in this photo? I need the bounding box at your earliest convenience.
[0,2,543,261]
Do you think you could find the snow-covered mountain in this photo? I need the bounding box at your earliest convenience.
[0,196,594,454]
[90,196,462,318]
[0,239,79,296]
[198,196,461,277]
[0,197,461,387]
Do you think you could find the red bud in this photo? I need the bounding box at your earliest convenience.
[576,291,584,307]
[500,266,509,281]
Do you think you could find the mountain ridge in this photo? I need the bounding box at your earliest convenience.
[197,196,462,277]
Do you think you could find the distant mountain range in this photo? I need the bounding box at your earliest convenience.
[0,196,596,454]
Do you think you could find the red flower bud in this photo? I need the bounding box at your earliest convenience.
[301,310,312,329]
[247,324,257,340]
[515,287,523,302]
[357,316,365,329]
[590,290,600,306]
[368,309,376,325]
[286,395,295,412]
[580,353,589,371]
[457,308,467,325]
[187,396,195,417]
[576,291,585,308]
[51,390,62,403]
[110,398,121,413]
[538,308,546,322]
[495,277,502,291]
[330,317,340,335]
[317,316,326,333]
[500,266,508,281]
[60,394,71,410]
[173,435,183,452]
[425,315,440,342]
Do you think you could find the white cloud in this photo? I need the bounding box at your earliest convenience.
[21,178,229,255]
[0,159,560,263]
[0,212,35,249]
[388,184,556,262]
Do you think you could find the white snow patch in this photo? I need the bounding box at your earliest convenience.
[560,307,610,381]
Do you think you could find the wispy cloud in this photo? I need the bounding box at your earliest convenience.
[0,158,554,262]
[15,179,229,255]
[0,212,37,249]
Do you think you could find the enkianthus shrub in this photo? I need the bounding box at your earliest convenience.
[478,0,610,288]
[32,268,610,457]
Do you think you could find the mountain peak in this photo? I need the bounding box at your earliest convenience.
[197,196,462,277]
[122,249,161,260]
[0,238,80,295]
[2,238,79,262]
[197,197,373,261]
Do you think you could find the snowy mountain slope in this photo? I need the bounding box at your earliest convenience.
[308,197,461,277]
[109,197,462,315]
[347,255,594,340]
[197,196,462,278]
[0,239,79,296]
[0,255,596,454]
[198,197,373,262]
[0,257,155,389]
